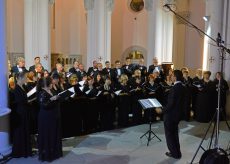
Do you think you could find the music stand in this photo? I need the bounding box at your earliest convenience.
[139,98,162,146]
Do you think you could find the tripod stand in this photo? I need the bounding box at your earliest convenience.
[140,107,161,146]
[190,108,230,163]
[190,70,230,163]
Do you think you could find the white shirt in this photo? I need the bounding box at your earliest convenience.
[17,65,23,72]
[174,81,182,85]
[117,68,121,76]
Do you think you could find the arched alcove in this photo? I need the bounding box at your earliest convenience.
[121,45,147,65]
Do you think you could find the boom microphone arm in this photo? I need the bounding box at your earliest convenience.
[163,4,230,54]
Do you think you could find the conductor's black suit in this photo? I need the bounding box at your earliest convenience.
[163,81,185,159]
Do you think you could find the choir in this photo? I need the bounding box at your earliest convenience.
[8,56,229,161]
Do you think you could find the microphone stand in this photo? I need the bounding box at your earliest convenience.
[163,4,230,163]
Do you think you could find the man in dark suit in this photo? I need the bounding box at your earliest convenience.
[69,61,79,75]
[136,58,147,80]
[157,70,185,159]
[111,60,124,85]
[102,61,112,78]
[33,63,43,79]
[29,56,44,72]
[11,57,28,75]
[51,63,65,76]
[148,57,159,75]
[122,57,133,78]
[87,60,98,77]
[148,57,165,82]
[76,63,87,81]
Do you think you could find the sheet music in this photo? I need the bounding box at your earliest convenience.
[68,87,75,93]
[114,90,122,96]
[58,90,66,96]
[139,99,152,109]
[70,93,75,98]
[58,87,75,96]
[148,98,162,108]
[96,91,102,97]
[146,87,155,92]
[193,84,202,88]
[85,89,91,95]
[66,72,72,78]
[138,98,162,109]
[27,87,37,97]
[79,80,85,86]
[79,86,84,91]
[129,88,136,92]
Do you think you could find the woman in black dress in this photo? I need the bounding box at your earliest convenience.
[129,69,145,125]
[12,72,32,158]
[144,74,162,122]
[37,77,63,162]
[115,74,131,127]
[83,76,99,133]
[195,71,216,123]
[99,77,115,131]
[213,72,229,119]
[182,69,193,121]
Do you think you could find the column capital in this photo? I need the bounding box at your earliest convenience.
[106,0,114,12]
[145,0,153,11]
[84,0,95,11]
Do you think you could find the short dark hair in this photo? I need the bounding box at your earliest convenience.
[115,60,120,64]
[125,57,131,60]
[173,70,183,81]
[216,72,222,78]
[34,56,40,60]
[203,71,211,77]
[105,61,110,64]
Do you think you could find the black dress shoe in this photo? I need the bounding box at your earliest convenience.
[165,152,173,158]
[165,152,181,159]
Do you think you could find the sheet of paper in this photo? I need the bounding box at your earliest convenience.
[79,80,85,86]
[27,87,37,97]
[148,98,162,108]
[85,89,91,95]
[79,86,84,91]
[68,87,75,93]
[70,93,75,98]
[66,72,72,78]
[96,91,102,97]
[114,90,122,96]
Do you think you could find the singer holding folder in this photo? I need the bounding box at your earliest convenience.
[156,70,186,159]
[12,72,32,158]
[37,77,63,162]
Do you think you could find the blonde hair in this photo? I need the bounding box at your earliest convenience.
[27,71,35,82]
[68,74,78,85]
[16,57,25,65]
[9,77,15,88]
[119,74,128,84]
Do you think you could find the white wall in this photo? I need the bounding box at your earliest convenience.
[6,0,24,65]
[111,0,148,65]
[184,0,205,70]
[53,0,87,65]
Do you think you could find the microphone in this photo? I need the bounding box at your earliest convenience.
[163,4,170,8]
[163,4,173,8]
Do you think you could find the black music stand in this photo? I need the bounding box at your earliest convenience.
[139,98,162,146]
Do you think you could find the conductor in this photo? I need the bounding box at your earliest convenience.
[156,70,185,159]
